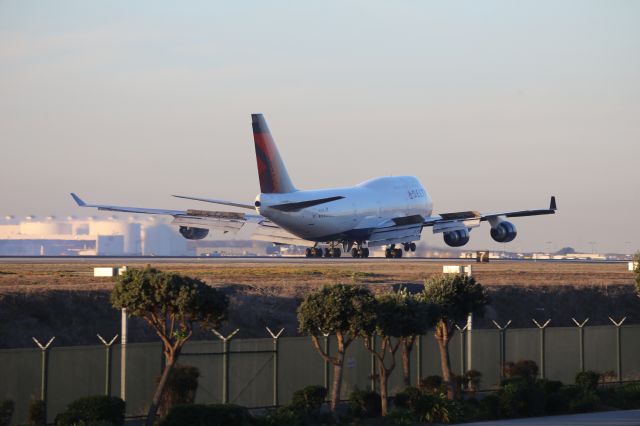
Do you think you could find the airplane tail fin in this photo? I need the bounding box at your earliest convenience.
[252,114,296,194]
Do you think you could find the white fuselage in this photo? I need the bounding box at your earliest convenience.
[256,176,432,241]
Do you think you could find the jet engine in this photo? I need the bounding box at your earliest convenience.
[179,226,209,240]
[443,229,470,247]
[490,221,517,243]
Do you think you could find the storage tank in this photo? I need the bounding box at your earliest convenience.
[20,221,72,236]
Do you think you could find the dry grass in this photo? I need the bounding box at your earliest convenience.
[0,260,636,348]
[0,261,633,294]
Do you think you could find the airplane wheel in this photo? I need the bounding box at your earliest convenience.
[385,248,392,258]
[394,249,403,258]
[334,248,341,258]
[410,243,416,252]
[351,248,360,258]
[362,248,369,258]
[324,248,331,258]
[314,248,323,257]
[305,248,312,257]
[404,243,410,252]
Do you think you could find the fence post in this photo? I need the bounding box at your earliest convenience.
[492,320,512,379]
[212,328,240,404]
[370,335,376,392]
[455,323,469,375]
[532,319,551,379]
[266,327,284,408]
[120,308,128,401]
[571,318,589,372]
[32,336,55,424]
[609,317,627,383]
[322,332,330,397]
[416,335,422,385]
[97,334,119,396]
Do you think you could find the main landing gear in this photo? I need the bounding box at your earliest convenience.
[305,245,342,258]
[350,247,370,258]
[384,242,417,258]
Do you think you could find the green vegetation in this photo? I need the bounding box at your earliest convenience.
[422,274,489,399]
[297,284,376,411]
[54,395,125,426]
[360,288,438,415]
[634,252,640,295]
[158,365,200,417]
[0,400,13,426]
[111,267,228,426]
[27,398,46,426]
[159,404,253,426]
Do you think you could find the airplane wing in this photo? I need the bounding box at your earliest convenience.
[70,193,312,246]
[423,196,557,233]
[171,195,255,210]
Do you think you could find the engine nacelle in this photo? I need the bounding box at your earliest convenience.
[443,229,470,247]
[490,221,517,243]
[179,226,209,240]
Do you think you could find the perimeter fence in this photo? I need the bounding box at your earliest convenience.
[1,323,639,425]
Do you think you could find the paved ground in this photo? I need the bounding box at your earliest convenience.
[0,255,624,264]
[462,409,640,426]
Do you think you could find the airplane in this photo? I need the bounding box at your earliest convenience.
[71,113,556,258]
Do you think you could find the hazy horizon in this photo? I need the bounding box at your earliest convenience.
[1,1,639,253]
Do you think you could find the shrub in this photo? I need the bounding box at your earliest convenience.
[504,360,538,380]
[575,371,600,392]
[618,382,640,409]
[158,365,200,416]
[419,375,444,394]
[393,387,463,424]
[0,400,13,426]
[478,393,501,420]
[159,404,253,426]
[386,408,414,425]
[289,385,327,414]
[568,390,600,413]
[54,396,125,426]
[348,388,381,418]
[464,370,482,394]
[497,378,546,418]
[28,398,46,426]
[599,382,640,410]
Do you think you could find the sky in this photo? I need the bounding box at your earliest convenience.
[0,1,639,253]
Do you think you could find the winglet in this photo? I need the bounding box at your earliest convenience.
[550,196,557,211]
[70,193,86,207]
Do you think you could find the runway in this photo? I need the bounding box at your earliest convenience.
[0,255,626,264]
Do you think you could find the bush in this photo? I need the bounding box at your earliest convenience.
[386,408,414,425]
[159,404,253,426]
[599,382,640,410]
[478,393,501,420]
[419,375,444,394]
[0,400,13,426]
[504,360,538,380]
[289,385,327,414]
[575,371,600,392]
[54,396,125,426]
[497,378,546,418]
[464,370,482,394]
[393,387,463,424]
[348,388,381,418]
[158,365,200,416]
[568,390,600,413]
[28,398,46,426]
